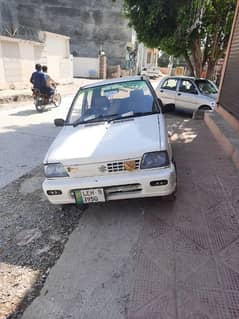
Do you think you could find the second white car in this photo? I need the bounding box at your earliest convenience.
[156,76,218,113]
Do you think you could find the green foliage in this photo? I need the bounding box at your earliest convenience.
[158,52,170,67]
[122,0,183,47]
[119,0,236,77]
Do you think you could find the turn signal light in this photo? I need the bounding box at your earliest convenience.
[47,190,62,196]
[150,180,168,187]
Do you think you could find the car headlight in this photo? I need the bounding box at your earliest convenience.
[44,163,69,178]
[141,151,170,169]
[210,101,216,108]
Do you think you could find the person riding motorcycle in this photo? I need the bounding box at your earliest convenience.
[30,64,46,92]
[31,64,61,112]
[42,65,56,98]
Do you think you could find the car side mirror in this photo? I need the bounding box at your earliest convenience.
[54,118,65,127]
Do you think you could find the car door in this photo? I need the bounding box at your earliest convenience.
[175,79,199,111]
[158,78,178,106]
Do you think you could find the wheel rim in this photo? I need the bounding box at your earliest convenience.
[35,97,45,112]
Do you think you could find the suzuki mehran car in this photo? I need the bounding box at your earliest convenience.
[156,76,218,113]
[42,76,177,207]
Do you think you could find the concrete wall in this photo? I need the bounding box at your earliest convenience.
[73,57,99,78]
[0,31,73,89]
[0,36,41,89]
[19,43,35,84]
[1,40,22,85]
[40,32,73,84]
[0,0,132,67]
[0,41,6,87]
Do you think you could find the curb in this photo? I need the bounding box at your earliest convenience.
[0,93,33,104]
[204,111,239,169]
[0,87,78,105]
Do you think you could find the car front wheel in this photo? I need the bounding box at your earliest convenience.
[161,189,177,201]
[199,105,212,111]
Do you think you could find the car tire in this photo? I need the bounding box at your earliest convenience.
[199,105,211,111]
[162,103,175,113]
[161,191,177,201]
[35,96,46,112]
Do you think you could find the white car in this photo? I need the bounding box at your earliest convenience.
[42,76,177,207]
[156,76,218,113]
[141,67,164,79]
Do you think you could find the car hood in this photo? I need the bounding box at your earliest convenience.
[44,114,161,165]
[201,93,217,100]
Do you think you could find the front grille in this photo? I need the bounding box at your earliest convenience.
[105,183,142,197]
[107,159,140,173]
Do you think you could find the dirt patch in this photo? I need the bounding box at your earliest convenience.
[0,167,84,319]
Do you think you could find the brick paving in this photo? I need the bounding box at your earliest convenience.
[128,117,239,319]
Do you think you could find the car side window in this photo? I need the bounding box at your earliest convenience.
[179,80,197,94]
[69,89,93,123]
[70,92,84,123]
[161,79,177,91]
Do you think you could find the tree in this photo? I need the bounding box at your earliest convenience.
[119,0,236,79]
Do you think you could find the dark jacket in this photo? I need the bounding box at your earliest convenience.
[30,71,46,90]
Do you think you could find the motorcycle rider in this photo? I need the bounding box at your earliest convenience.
[42,65,56,98]
[30,64,46,92]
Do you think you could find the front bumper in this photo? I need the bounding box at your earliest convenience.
[42,164,176,205]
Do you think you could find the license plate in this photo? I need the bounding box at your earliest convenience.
[74,188,105,204]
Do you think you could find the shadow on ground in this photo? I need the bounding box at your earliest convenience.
[1,114,239,319]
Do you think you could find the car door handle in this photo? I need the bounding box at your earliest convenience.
[160,89,164,93]
[177,93,181,96]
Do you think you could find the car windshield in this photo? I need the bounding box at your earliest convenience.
[67,80,159,125]
[194,79,218,95]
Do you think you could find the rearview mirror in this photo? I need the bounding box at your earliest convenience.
[54,118,65,127]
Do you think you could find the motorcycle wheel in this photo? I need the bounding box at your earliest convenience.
[35,96,46,112]
[53,93,61,107]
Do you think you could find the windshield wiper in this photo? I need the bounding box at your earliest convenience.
[73,111,158,127]
[108,111,158,123]
[73,113,120,127]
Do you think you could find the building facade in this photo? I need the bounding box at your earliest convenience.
[0,0,133,68]
[218,0,239,120]
[0,31,73,89]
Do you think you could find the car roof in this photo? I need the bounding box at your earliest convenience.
[162,75,209,81]
[81,76,146,89]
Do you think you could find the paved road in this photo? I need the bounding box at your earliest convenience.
[1,84,239,319]
[0,96,74,188]
[19,115,239,319]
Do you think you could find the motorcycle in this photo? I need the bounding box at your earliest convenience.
[32,86,61,112]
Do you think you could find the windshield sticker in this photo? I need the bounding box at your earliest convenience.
[104,89,119,97]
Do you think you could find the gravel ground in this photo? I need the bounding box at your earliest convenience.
[0,166,84,319]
